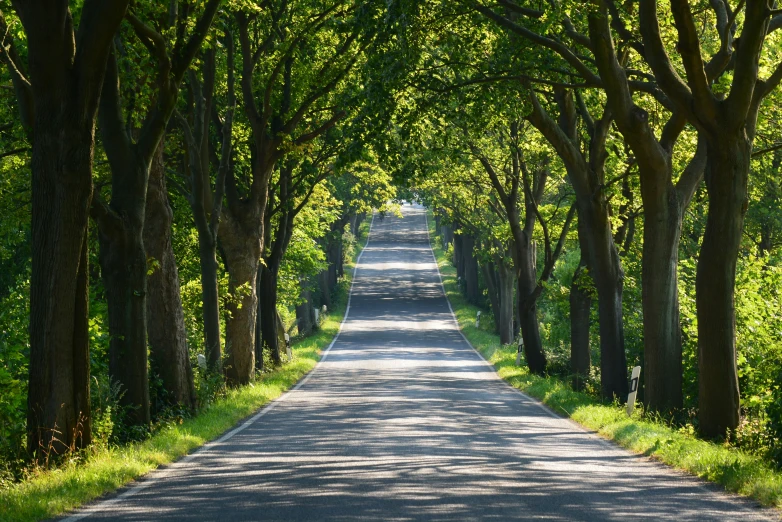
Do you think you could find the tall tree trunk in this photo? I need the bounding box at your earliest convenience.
[641,186,684,412]
[570,260,591,391]
[327,242,340,292]
[696,133,748,438]
[21,0,130,459]
[318,269,332,308]
[336,241,345,279]
[296,281,315,336]
[143,143,196,412]
[98,197,150,427]
[462,234,480,305]
[28,121,95,456]
[497,259,515,346]
[517,238,546,374]
[578,199,628,400]
[258,263,283,366]
[441,224,453,251]
[220,212,261,385]
[526,88,627,399]
[197,230,222,371]
[482,261,501,333]
[453,233,464,280]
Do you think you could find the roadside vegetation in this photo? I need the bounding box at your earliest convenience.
[427,213,782,509]
[0,223,368,522]
[2,1,782,519]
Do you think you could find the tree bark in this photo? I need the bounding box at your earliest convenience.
[496,258,515,345]
[696,132,748,438]
[98,187,150,426]
[482,261,501,333]
[453,232,464,280]
[143,143,196,412]
[318,269,332,308]
[516,236,546,374]
[570,260,591,391]
[641,183,684,411]
[462,234,480,305]
[258,263,282,366]
[21,0,130,459]
[526,88,627,398]
[296,282,315,336]
[198,230,222,371]
[441,224,453,251]
[220,210,261,385]
[583,209,628,400]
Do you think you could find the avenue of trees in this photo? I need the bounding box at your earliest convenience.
[0,0,781,480]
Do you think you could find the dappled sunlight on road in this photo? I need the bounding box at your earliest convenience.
[74,205,775,522]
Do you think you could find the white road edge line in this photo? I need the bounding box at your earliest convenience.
[62,212,377,522]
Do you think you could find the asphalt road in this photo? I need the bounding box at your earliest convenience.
[63,204,778,521]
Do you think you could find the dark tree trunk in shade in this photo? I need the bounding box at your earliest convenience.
[570,259,592,391]
[496,259,515,346]
[696,133,749,438]
[318,269,332,308]
[453,233,464,280]
[143,144,196,412]
[296,282,315,336]
[198,230,222,371]
[586,17,708,412]
[27,99,96,457]
[516,237,546,374]
[258,264,282,366]
[19,0,131,458]
[441,225,453,251]
[482,261,501,333]
[461,234,480,305]
[95,3,220,424]
[581,198,628,400]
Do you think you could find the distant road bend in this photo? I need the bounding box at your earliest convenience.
[64,204,778,521]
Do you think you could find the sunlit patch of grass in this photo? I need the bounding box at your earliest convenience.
[0,222,371,522]
[426,211,782,510]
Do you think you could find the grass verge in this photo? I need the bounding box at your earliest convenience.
[426,211,782,510]
[0,223,370,522]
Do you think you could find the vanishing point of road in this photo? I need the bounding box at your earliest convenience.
[64,205,778,521]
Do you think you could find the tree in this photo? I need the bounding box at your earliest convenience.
[93,1,220,425]
[4,0,130,457]
[633,0,782,437]
[174,32,235,374]
[220,2,370,384]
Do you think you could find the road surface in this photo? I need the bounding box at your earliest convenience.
[63,204,778,521]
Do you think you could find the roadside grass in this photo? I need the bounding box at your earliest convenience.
[426,212,782,510]
[0,224,370,522]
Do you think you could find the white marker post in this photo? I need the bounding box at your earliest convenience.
[314,309,320,324]
[516,337,524,366]
[626,365,641,417]
[197,353,207,370]
[475,311,481,328]
[284,333,292,361]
